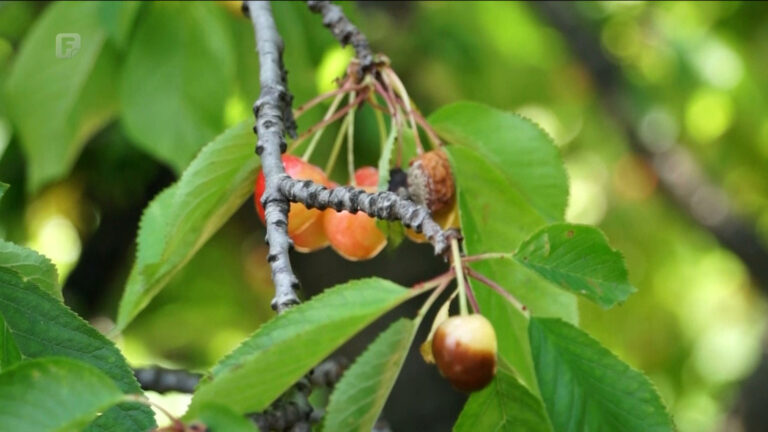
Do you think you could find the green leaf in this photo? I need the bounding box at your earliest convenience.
[84,403,157,432]
[529,318,674,432]
[454,369,552,432]
[0,239,61,300]
[189,278,417,415]
[98,1,142,47]
[0,314,21,372]
[115,121,258,332]
[120,2,235,171]
[0,268,155,429]
[430,101,569,222]
[193,403,258,432]
[0,182,7,202]
[324,319,415,432]
[0,357,124,432]
[4,1,118,193]
[444,145,577,389]
[515,224,635,308]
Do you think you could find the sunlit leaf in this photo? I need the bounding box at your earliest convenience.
[0,268,155,429]
[116,121,257,332]
[0,239,60,300]
[515,224,635,308]
[4,1,118,193]
[0,357,124,432]
[189,278,418,415]
[430,101,568,221]
[529,318,674,432]
[192,403,258,432]
[120,2,235,171]
[454,369,552,432]
[324,319,415,432]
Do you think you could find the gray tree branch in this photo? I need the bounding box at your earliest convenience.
[278,178,452,255]
[134,366,200,394]
[307,1,374,72]
[246,0,301,313]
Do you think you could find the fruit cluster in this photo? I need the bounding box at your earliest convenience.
[254,155,387,261]
[254,150,459,261]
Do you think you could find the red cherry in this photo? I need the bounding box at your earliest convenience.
[323,167,387,261]
[254,155,330,236]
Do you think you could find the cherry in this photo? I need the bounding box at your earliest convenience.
[432,314,497,392]
[254,155,330,252]
[323,167,387,261]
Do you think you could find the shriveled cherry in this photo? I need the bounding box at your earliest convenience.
[432,314,497,392]
[254,154,330,252]
[323,167,387,261]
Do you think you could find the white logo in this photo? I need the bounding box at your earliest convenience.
[55,33,80,58]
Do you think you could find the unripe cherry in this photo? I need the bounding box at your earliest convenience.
[432,314,497,392]
[254,155,330,252]
[323,167,387,261]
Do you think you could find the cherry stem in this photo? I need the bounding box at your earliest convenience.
[323,114,352,176]
[384,67,424,154]
[291,90,367,150]
[412,267,455,290]
[293,79,361,120]
[464,266,529,316]
[347,92,357,187]
[301,91,346,161]
[417,276,452,321]
[450,238,469,315]
[463,274,481,314]
[371,95,388,153]
[124,394,183,430]
[410,108,443,147]
[461,252,514,263]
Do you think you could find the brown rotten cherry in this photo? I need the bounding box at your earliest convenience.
[432,314,497,392]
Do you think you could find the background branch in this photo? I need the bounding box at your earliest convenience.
[134,366,200,394]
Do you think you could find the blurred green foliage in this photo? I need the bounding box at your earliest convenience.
[0,2,767,430]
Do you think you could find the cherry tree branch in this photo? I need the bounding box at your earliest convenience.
[245,0,301,313]
[306,1,374,72]
[245,1,453,313]
[278,179,453,255]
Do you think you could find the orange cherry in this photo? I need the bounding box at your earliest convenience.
[323,167,387,261]
[254,154,330,236]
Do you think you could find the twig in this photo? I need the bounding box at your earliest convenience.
[307,1,375,72]
[465,266,528,316]
[463,274,481,314]
[291,90,368,150]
